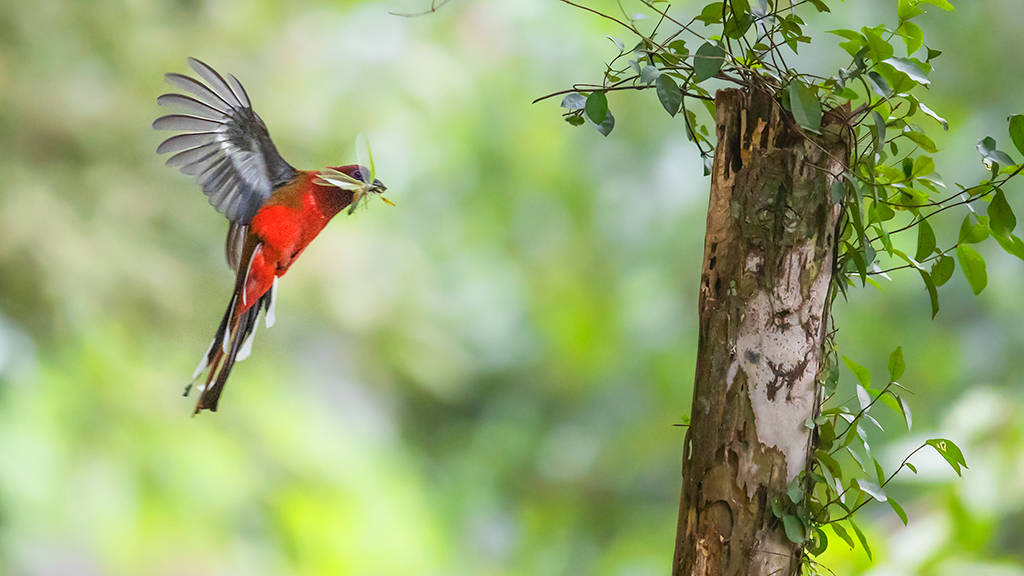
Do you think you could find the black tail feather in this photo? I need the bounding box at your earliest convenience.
[189,290,271,415]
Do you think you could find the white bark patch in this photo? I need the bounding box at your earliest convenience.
[731,241,828,483]
[745,253,762,273]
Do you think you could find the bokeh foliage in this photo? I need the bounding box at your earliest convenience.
[0,0,1022,575]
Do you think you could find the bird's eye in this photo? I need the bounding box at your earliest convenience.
[352,168,364,182]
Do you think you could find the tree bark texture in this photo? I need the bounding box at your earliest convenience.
[672,88,849,576]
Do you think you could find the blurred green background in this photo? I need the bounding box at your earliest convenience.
[1,0,1023,574]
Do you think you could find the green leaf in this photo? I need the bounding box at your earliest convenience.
[994,233,1024,261]
[857,479,887,502]
[723,9,752,39]
[831,180,846,204]
[806,0,830,12]
[843,356,871,388]
[919,102,948,130]
[730,0,750,19]
[988,189,1016,238]
[656,74,682,116]
[919,269,940,318]
[808,528,829,556]
[915,220,936,261]
[595,109,615,137]
[871,110,886,151]
[959,214,990,244]
[883,57,930,84]
[832,522,856,549]
[978,136,1017,168]
[920,0,954,10]
[783,515,806,544]
[605,35,626,53]
[956,245,987,295]
[904,129,938,153]
[889,498,909,525]
[585,91,608,124]
[693,41,726,83]
[816,451,842,489]
[1009,114,1024,157]
[912,155,934,178]
[850,520,873,560]
[824,361,840,394]
[888,346,906,381]
[866,71,893,98]
[856,384,872,411]
[560,93,586,110]
[926,438,968,476]
[874,458,886,485]
[931,254,954,286]
[898,0,924,20]
[899,21,924,55]
[787,483,803,504]
[863,26,894,62]
[640,64,661,85]
[789,81,822,133]
[828,29,867,58]
[696,2,724,24]
[906,462,918,474]
[898,395,913,430]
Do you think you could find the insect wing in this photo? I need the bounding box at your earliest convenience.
[356,132,375,186]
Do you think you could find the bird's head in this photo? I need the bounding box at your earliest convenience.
[327,165,387,195]
[314,164,392,213]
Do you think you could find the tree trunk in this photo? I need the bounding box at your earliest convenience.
[672,87,849,576]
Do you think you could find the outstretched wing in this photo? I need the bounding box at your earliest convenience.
[154,57,297,225]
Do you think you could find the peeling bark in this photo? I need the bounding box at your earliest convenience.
[672,88,849,576]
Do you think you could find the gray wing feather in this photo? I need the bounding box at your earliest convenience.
[156,93,222,118]
[156,132,218,154]
[164,74,232,112]
[226,74,251,108]
[156,58,297,227]
[225,222,248,272]
[165,143,219,167]
[153,114,225,132]
[187,58,243,108]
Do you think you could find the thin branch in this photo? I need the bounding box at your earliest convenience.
[557,0,632,31]
[533,81,714,105]
[389,0,452,18]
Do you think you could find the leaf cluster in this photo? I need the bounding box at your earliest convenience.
[543,0,1024,313]
[772,346,967,567]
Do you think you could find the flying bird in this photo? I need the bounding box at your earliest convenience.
[154,57,389,414]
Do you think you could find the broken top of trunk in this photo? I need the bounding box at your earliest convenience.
[673,87,850,576]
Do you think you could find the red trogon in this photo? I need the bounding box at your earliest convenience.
[155,58,387,414]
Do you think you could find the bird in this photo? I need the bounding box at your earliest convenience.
[154,57,389,414]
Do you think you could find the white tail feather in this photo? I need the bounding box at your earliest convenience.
[236,317,258,361]
[192,338,216,379]
[266,276,279,328]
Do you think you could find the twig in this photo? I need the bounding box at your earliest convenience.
[389,0,452,18]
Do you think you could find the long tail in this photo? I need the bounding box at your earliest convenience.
[186,277,278,414]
